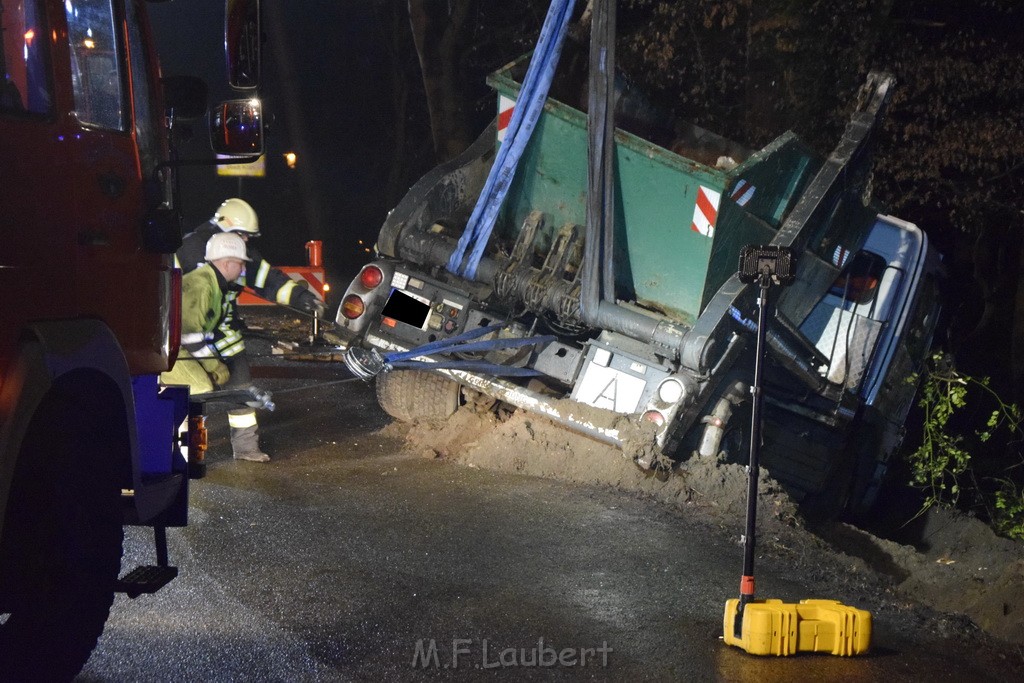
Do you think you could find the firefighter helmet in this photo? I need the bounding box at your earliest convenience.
[212,198,259,235]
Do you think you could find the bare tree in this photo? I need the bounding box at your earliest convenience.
[408,0,475,162]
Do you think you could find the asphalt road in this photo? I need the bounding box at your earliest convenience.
[77,352,1022,681]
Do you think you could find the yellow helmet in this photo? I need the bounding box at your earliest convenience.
[212,198,259,235]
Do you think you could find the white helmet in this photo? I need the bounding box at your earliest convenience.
[205,232,251,262]
[212,197,259,235]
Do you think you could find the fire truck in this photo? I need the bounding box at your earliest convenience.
[0,0,262,678]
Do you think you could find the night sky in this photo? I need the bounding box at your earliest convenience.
[149,1,402,287]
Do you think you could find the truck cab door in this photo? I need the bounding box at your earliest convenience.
[63,0,169,371]
[798,217,928,399]
[0,1,73,327]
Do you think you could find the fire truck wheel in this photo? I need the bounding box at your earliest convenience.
[376,369,462,423]
[0,389,124,681]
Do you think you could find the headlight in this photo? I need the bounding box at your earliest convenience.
[657,378,685,404]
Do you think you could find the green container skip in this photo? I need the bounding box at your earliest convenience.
[487,54,823,326]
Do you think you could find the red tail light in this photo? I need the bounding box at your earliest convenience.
[168,268,182,368]
[359,265,384,289]
[641,410,666,427]
[341,294,365,319]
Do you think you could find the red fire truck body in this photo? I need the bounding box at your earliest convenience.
[0,0,262,677]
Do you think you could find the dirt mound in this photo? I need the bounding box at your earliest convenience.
[821,509,1024,645]
[384,408,1024,647]
[389,408,800,528]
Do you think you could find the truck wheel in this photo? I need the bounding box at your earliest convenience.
[0,390,124,681]
[375,369,461,422]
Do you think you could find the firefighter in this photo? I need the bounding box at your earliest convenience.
[161,232,246,400]
[176,198,322,462]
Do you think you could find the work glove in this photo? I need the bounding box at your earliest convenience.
[209,361,231,388]
[295,288,325,318]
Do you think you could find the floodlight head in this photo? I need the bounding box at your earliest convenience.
[738,245,797,286]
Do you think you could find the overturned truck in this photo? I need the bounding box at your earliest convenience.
[333,52,941,516]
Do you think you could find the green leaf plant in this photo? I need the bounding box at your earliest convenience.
[906,352,1024,539]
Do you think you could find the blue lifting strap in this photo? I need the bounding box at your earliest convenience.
[446,0,578,279]
[381,324,556,377]
[382,323,505,363]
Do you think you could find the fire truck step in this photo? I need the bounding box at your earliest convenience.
[116,564,179,598]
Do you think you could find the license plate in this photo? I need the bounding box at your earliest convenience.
[573,363,647,414]
[381,288,430,330]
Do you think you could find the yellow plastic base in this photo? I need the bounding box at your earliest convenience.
[723,598,871,656]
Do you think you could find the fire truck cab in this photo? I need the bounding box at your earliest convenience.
[0,0,262,678]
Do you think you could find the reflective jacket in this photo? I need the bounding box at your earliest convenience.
[175,220,312,358]
[161,263,230,392]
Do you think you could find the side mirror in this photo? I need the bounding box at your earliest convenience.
[209,98,263,156]
[225,0,260,89]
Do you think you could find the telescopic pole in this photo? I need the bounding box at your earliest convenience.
[734,271,772,638]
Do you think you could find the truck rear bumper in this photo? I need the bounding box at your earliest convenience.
[358,332,629,450]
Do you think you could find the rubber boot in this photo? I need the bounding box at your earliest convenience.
[228,411,270,462]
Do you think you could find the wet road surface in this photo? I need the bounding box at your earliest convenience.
[78,362,1022,681]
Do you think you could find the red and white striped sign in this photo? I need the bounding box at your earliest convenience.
[832,245,851,269]
[497,95,516,143]
[690,185,721,238]
[237,267,326,305]
[730,178,756,206]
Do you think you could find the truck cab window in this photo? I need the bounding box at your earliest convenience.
[65,0,126,131]
[124,0,158,175]
[800,249,891,388]
[828,251,886,308]
[0,0,51,115]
